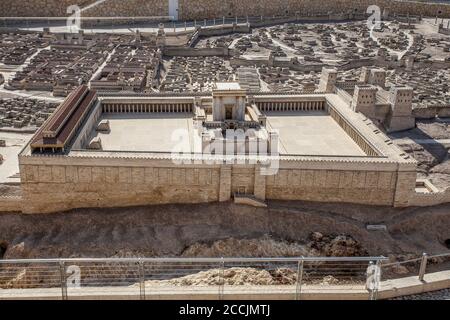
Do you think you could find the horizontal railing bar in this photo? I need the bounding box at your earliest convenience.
[0,257,387,264]
[380,258,423,267]
[381,252,450,267]
[428,253,450,259]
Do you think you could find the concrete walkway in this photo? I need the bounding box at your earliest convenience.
[1,270,448,300]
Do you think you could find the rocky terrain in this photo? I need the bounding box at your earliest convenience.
[391,119,450,189]
[0,200,448,291]
[0,200,448,260]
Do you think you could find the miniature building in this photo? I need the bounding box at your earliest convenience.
[212,82,246,122]
[335,67,415,133]
[88,137,102,150]
[96,119,110,132]
[318,67,337,93]
[438,21,450,35]
[352,85,378,118]
[360,67,386,88]
[29,85,98,153]
[18,82,418,214]
[385,86,415,132]
[52,31,95,50]
[156,23,166,48]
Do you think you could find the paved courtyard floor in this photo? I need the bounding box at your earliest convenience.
[0,131,33,183]
[266,111,366,156]
[90,113,196,153]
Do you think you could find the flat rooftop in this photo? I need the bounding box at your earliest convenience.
[266,111,366,156]
[87,113,196,152]
[215,82,242,90]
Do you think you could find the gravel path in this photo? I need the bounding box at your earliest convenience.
[391,289,450,300]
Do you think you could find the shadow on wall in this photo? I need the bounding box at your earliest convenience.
[390,123,448,168]
[0,241,8,259]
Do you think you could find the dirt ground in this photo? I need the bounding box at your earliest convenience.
[0,200,448,260]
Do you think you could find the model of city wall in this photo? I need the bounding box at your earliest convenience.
[17,157,415,213]
[1,0,450,18]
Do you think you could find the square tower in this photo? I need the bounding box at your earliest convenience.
[359,67,371,83]
[318,67,337,93]
[385,86,415,132]
[359,67,386,87]
[352,85,378,118]
[369,68,386,87]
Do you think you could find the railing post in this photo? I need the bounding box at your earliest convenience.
[365,259,381,300]
[374,259,382,300]
[59,261,68,300]
[219,258,225,300]
[295,258,304,300]
[418,253,428,281]
[366,261,381,300]
[138,259,146,300]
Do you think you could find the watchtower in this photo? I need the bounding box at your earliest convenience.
[318,67,337,93]
[385,86,415,132]
[352,85,378,118]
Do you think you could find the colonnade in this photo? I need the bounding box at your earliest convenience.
[256,100,325,112]
[102,103,194,113]
[328,107,379,157]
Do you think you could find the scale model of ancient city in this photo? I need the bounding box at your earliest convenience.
[0,0,449,301]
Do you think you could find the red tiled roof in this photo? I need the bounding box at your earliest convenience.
[31,85,97,151]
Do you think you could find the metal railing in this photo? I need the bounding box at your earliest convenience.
[1,253,448,300]
[380,252,450,282]
[0,256,386,300]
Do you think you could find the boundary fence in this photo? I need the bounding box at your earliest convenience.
[1,253,449,300]
[0,256,385,300]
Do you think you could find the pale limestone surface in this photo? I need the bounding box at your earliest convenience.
[0,132,33,183]
[266,111,366,156]
[89,113,195,152]
[16,91,419,213]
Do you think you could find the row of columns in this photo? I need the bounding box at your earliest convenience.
[102,103,193,113]
[329,108,378,157]
[257,101,324,112]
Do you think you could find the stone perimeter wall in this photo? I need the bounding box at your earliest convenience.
[178,0,450,20]
[0,196,22,212]
[16,154,416,213]
[1,0,450,18]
